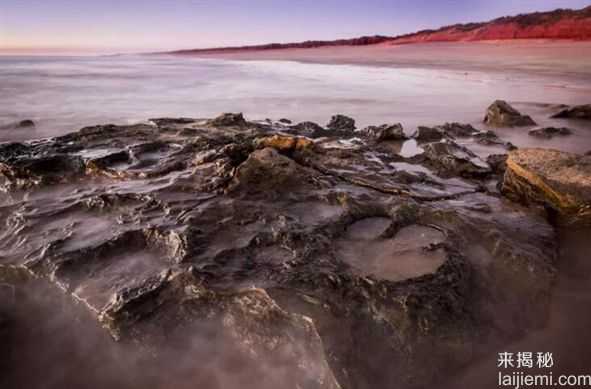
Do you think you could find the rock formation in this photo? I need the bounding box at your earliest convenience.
[528,127,573,139]
[412,126,444,142]
[484,100,536,127]
[361,123,406,141]
[0,112,565,389]
[551,104,591,120]
[326,114,356,132]
[503,148,591,225]
[168,7,591,55]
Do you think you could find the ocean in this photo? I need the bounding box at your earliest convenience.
[1,47,590,152]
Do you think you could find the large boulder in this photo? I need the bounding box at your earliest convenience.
[17,119,35,128]
[484,100,536,127]
[208,112,248,127]
[287,121,325,138]
[551,104,591,120]
[412,126,444,142]
[326,114,356,132]
[422,140,491,178]
[436,122,479,138]
[361,123,406,141]
[228,147,317,194]
[502,148,591,225]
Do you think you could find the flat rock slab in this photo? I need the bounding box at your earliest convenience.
[503,148,591,225]
[0,114,561,389]
[528,127,573,139]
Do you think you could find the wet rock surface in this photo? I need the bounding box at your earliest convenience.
[503,148,591,226]
[326,114,356,132]
[421,140,492,178]
[412,126,444,142]
[0,113,563,389]
[551,104,591,120]
[207,112,248,127]
[528,127,573,139]
[484,100,536,127]
[361,123,406,142]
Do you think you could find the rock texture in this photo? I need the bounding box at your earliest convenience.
[326,114,356,132]
[0,114,561,389]
[392,7,591,43]
[528,127,573,139]
[412,126,444,142]
[551,104,591,120]
[207,112,248,127]
[361,123,406,141]
[484,100,536,127]
[503,148,591,225]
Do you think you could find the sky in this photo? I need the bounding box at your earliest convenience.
[1,0,590,53]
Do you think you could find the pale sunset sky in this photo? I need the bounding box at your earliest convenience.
[1,0,590,54]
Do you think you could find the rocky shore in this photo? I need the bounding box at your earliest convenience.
[0,101,589,389]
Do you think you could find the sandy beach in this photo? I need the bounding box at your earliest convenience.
[175,40,591,79]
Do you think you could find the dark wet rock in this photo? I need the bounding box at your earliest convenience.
[18,119,35,128]
[412,126,444,142]
[0,112,565,389]
[486,154,508,175]
[484,100,536,127]
[149,117,195,127]
[413,123,481,143]
[472,130,515,150]
[0,142,32,160]
[326,114,356,132]
[503,148,591,225]
[473,130,499,144]
[551,104,591,120]
[207,112,248,127]
[0,119,35,130]
[361,123,406,142]
[0,283,15,309]
[422,140,491,178]
[0,154,85,189]
[528,126,573,139]
[99,270,340,389]
[437,122,479,138]
[287,121,326,138]
[279,118,292,124]
[228,147,319,195]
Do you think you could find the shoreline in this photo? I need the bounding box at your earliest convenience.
[162,40,591,80]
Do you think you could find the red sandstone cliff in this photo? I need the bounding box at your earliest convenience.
[168,6,591,54]
[391,6,591,44]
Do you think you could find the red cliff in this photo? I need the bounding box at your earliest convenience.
[168,6,591,55]
[391,6,591,44]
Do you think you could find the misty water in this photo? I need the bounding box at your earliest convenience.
[1,52,590,153]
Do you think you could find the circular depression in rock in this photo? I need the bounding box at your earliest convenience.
[337,220,446,282]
